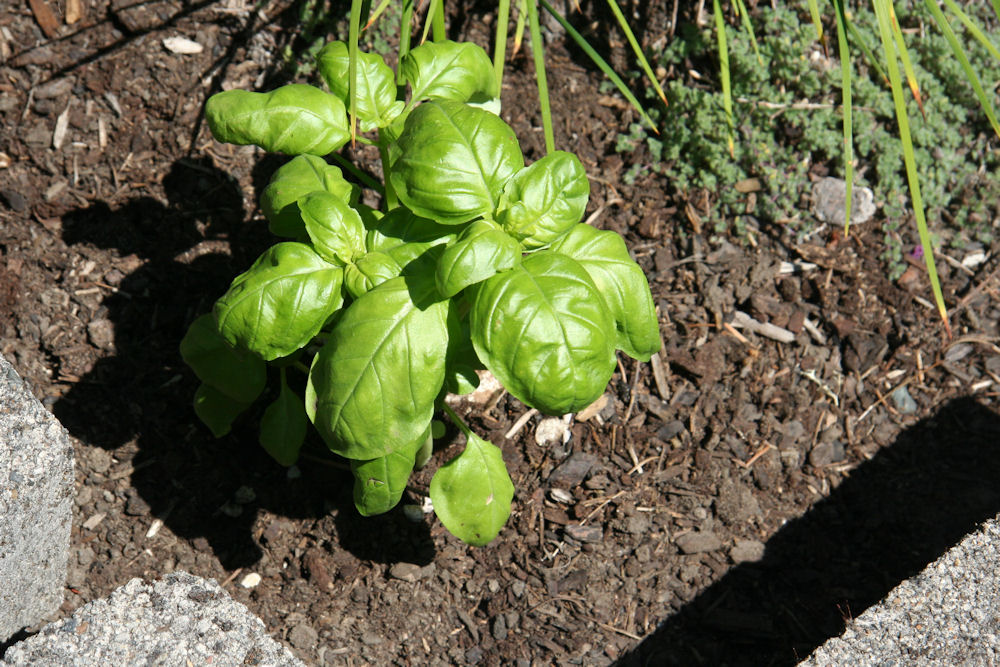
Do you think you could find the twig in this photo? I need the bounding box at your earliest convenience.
[505,409,538,439]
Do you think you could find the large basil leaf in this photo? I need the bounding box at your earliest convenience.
[429,432,513,546]
[389,100,523,225]
[214,242,344,361]
[550,224,661,361]
[180,314,266,404]
[470,251,616,415]
[316,41,404,131]
[350,427,426,516]
[498,151,589,249]
[258,372,307,466]
[343,251,402,299]
[193,383,251,438]
[205,84,349,156]
[305,277,450,460]
[400,40,498,106]
[261,155,356,238]
[299,191,366,265]
[366,207,456,270]
[435,220,521,297]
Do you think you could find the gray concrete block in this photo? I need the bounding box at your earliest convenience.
[0,353,74,642]
[1,572,304,666]
[802,513,1000,666]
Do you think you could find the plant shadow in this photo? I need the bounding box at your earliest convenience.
[617,396,1000,666]
[53,157,432,571]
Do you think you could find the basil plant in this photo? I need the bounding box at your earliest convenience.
[180,39,660,546]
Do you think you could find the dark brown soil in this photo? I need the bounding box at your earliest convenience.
[3,1,1000,666]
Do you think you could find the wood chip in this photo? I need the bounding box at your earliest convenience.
[82,512,106,530]
[575,393,609,422]
[163,36,204,55]
[734,177,761,193]
[28,0,60,38]
[650,351,670,400]
[730,310,796,344]
[65,0,83,24]
[53,101,72,150]
[98,117,107,149]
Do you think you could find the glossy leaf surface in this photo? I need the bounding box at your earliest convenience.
[306,277,450,460]
[262,155,356,238]
[470,251,615,415]
[299,191,366,265]
[389,100,523,225]
[344,251,402,299]
[400,40,498,105]
[365,207,456,271]
[429,433,513,546]
[180,314,266,404]
[317,41,404,131]
[214,243,344,361]
[350,428,425,516]
[205,84,349,155]
[550,224,660,361]
[499,151,589,248]
[435,220,521,297]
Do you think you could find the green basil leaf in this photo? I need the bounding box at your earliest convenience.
[366,207,456,270]
[389,100,524,225]
[350,427,426,516]
[550,224,661,361]
[498,151,589,249]
[299,191,366,265]
[343,251,402,299]
[400,40,498,106]
[205,84,349,156]
[261,155,357,238]
[470,251,616,415]
[193,383,251,438]
[442,305,482,397]
[214,242,344,361]
[305,277,450,460]
[259,373,307,466]
[435,220,521,297]
[180,314,266,404]
[429,432,513,546]
[317,41,404,131]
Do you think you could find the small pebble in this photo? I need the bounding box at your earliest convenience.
[891,385,918,415]
[676,530,722,554]
[389,562,423,583]
[239,572,261,589]
[731,539,766,563]
[492,614,508,641]
[564,524,603,543]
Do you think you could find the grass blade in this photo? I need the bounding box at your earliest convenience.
[732,0,762,65]
[845,13,889,85]
[494,0,512,92]
[806,0,823,41]
[538,0,657,133]
[712,0,734,157]
[399,0,414,72]
[832,0,854,235]
[349,0,362,144]
[526,0,555,153]
[604,0,667,104]
[420,0,441,44]
[364,0,394,31]
[431,0,445,42]
[873,0,949,333]
[888,2,926,118]
[514,0,527,55]
[926,0,1000,138]
[942,0,1000,63]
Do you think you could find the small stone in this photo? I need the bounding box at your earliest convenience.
[287,623,318,650]
[891,385,918,415]
[87,319,115,351]
[239,573,261,589]
[564,524,602,543]
[676,530,722,554]
[656,420,685,441]
[492,614,508,641]
[0,189,28,212]
[535,416,571,447]
[626,514,650,535]
[389,562,423,583]
[465,647,483,664]
[809,440,846,467]
[731,539,766,563]
[510,580,526,598]
[361,630,383,646]
[811,177,876,225]
[549,488,574,504]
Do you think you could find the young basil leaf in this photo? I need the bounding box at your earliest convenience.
[470,251,616,415]
[305,277,450,460]
[435,220,522,297]
[258,373,307,466]
[214,242,344,361]
[180,314,266,404]
[400,40,498,106]
[261,155,357,238]
[349,427,425,516]
[550,224,661,361]
[366,207,456,270]
[205,84,350,156]
[389,100,524,225]
[298,191,366,266]
[343,251,402,299]
[498,151,589,249]
[316,41,404,131]
[193,383,252,438]
[429,433,514,546]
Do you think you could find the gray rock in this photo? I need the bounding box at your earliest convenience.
[1,572,302,666]
[676,530,723,554]
[811,177,876,226]
[0,354,74,643]
[730,539,766,563]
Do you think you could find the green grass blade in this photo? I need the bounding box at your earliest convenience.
[527,0,555,153]
[806,0,823,41]
[833,0,854,235]
[494,0,512,91]
[514,0,527,54]
[873,0,949,332]
[927,0,1000,138]
[399,0,414,75]
[713,0,734,157]
[331,152,385,194]
[732,0,762,65]
[431,0,446,42]
[349,0,362,143]
[604,0,667,104]
[364,0,394,30]
[942,0,1000,63]
[888,2,926,117]
[420,0,441,44]
[845,13,889,84]
[538,0,657,133]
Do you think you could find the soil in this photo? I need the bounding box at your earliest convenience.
[3,1,1000,666]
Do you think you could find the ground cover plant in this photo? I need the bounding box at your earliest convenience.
[179,38,660,546]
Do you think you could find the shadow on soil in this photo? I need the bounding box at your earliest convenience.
[53,158,433,571]
[619,396,1000,666]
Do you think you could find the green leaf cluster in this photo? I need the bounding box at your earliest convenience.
[183,39,660,545]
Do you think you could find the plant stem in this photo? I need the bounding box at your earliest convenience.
[348,0,362,144]
[442,403,473,438]
[331,153,385,194]
[526,0,555,153]
[493,0,511,92]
